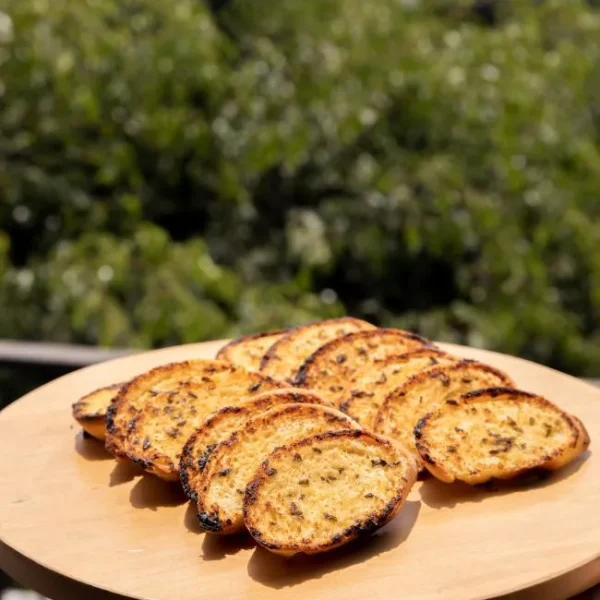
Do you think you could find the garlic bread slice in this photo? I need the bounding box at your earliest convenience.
[244,430,417,556]
[180,388,329,501]
[72,382,125,440]
[374,361,513,463]
[339,349,459,428]
[294,328,433,405]
[216,330,286,371]
[105,360,284,480]
[195,404,360,534]
[259,317,375,382]
[414,387,590,485]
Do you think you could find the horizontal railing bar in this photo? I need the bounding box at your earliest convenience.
[0,340,138,367]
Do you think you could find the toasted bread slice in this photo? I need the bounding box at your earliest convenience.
[216,330,286,371]
[180,389,329,501]
[259,317,375,382]
[244,430,417,556]
[72,382,125,440]
[339,349,460,428]
[294,328,433,404]
[414,387,591,485]
[194,404,360,534]
[374,361,513,464]
[105,360,284,480]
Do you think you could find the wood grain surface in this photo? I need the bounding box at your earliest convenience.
[0,340,598,600]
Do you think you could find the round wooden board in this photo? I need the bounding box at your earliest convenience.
[0,340,599,600]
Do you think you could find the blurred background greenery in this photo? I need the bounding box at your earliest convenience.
[1,0,600,387]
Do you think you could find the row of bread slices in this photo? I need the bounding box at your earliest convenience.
[73,318,590,555]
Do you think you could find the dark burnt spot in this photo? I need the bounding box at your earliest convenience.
[461,377,473,384]
[350,390,373,399]
[323,513,337,521]
[248,382,262,393]
[218,468,232,477]
[430,358,439,365]
[328,385,344,393]
[244,481,260,506]
[422,453,436,465]
[298,478,309,485]
[446,399,458,406]
[290,502,303,517]
[321,475,337,483]
[131,456,153,470]
[336,354,347,364]
[164,406,173,414]
[489,436,514,454]
[447,445,457,453]
[312,447,322,454]
[266,468,277,476]
[455,427,464,433]
[236,489,244,495]
[357,348,368,356]
[293,453,302,462]
[375,373,387,384]
[371,458,388,467]
[198,446,216,470]
[197,512,221,532]
[337,467,345,474]
[177,420,187,427]
[126,416,140,433]
[142,437,151,451]
[247,526,262,539]
[544,423,553,437]
[149,389,159,396]
[414,416,429,439]
[165,427,180,438]
[364,492,374,498]
[433,372,451,386]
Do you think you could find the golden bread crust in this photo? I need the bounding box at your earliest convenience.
[216,330,287,371]
[179,388,329,501]
[339,349,459,428]
[244,430,417,555]
[414,387,590,484]
[72,382,124,440]
[374,360,513,465]
[259,317,375,382]
[294,328,433,405]
[105,359,284,480]
[194,404,360,534]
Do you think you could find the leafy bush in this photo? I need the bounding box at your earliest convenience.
[1,0,600,374]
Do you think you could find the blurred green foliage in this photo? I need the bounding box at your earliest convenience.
[1,0,600,374]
